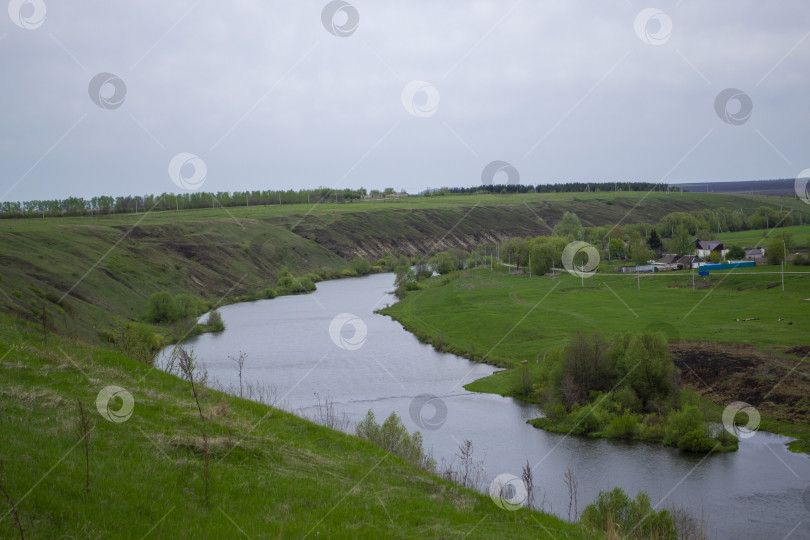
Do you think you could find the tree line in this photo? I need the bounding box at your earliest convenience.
[0,182,675,219]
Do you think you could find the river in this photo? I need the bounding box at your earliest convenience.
[162,273,810,539]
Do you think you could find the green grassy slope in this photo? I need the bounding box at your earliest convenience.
[382,267,810,366]
[0,315,591,539]
[1,191,806,344]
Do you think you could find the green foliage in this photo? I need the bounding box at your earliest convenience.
[766,237,786,265]
[356,411,435,470]
[204,310,225,332]
[727,244,746,260]
[751,206,794,230]
[647,229,662,252]
[677,428,716,452]
[580,487,676,539]
[174,293,204,319]
[275,269,317,293]
[615,332,676,412]
[608,238,625,259]
[605,413,641,438]
[431,251,459,275]
[571,404,604,435]
[144,291,178,323]
[553,211,584,239]
[349,257,372,276]
[104,321,166,365]
[663,404,704,446]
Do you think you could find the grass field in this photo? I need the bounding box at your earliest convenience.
[716,223,810,249]
[0,314,592,539]
[380,264,810,449]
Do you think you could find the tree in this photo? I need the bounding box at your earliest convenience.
[670,227,693,257]
[553,211,584,240]
[431,251,459,275]
[647,229,662,253]
[766,237,786,265]
[727,245,746,260]
[608,238,625,260]
[614,332,675,412]
[628,232,652,265]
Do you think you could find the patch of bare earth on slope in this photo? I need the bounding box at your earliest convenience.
[670,341,810,424]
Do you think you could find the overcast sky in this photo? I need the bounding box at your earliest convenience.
[1,1,809,201]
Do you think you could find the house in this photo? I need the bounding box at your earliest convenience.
[695,240,728,260]
[659,254,680,264]
[745,247,765,259]
[676,255,704,269]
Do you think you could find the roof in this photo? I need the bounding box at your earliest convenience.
[697,240,724,251]
[659,254,679,264]
[676,255,704,264]
[745,248,765,256]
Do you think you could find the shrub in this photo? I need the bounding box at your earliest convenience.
[349,257,371,276]
[404,281,421,291]
[663,404,704,446]
[431,251,459,275]
[144,291,178,323]
[677,428,716,452]
[339,268,359,278]
[174,293,203,319]
[262,287,277,299]
[108,321,166,365]
[356,410,435,470]
[581,487,676,539]
[204,310,225,332]
[605,413,640,438]
[572,404,604,435]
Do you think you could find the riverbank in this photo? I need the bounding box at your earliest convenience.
[379,267,810,453]
[0,311,593,538]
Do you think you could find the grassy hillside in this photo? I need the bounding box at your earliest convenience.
[380,266,810,450]
[1,191,807,344]
[0,314,592,539]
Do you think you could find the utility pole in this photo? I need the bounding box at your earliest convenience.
[782,240,786,291]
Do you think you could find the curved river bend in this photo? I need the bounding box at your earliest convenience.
[163,273,810,539]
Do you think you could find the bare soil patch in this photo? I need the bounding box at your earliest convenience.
[670,341,810,424]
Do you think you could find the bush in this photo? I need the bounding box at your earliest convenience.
[605,413,640,438]
[356,410,435,470]
[581,487,676,539]
[339,268,359,278]
[663,405,704,446]
[144,291,178,323]
[677,428,716,452]
[204,310,225,332]
[174,293,203,319]
[262,287,277,299]
[107,321,166,365]
[572,404,605,435]
[349,257,372,276]
[431,251,459,275]
[404,281,421,291]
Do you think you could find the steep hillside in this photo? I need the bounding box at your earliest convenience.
[0,191,806,342]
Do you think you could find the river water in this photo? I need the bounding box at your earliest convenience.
[163,273,810,539]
